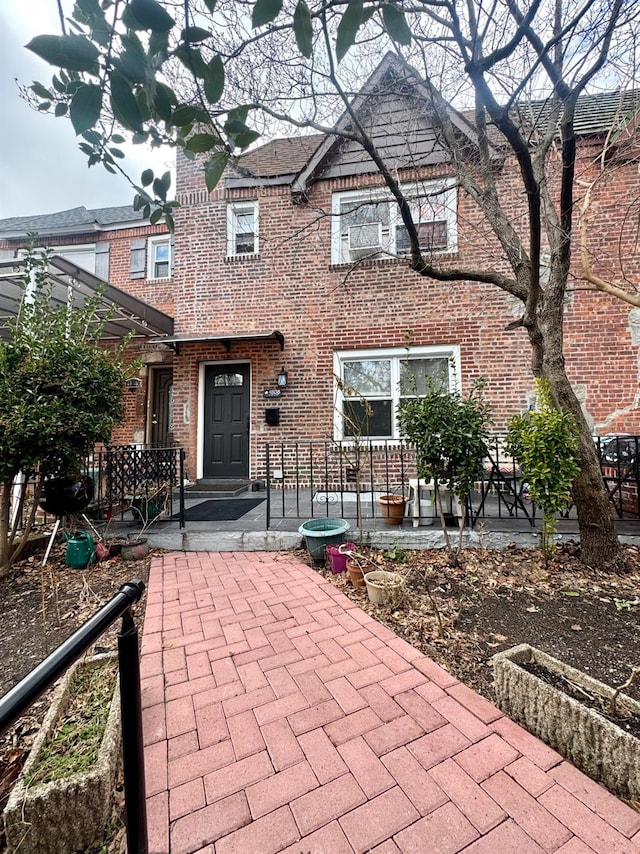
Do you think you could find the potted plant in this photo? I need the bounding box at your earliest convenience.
[298,518,350,562]
[339,547,376,589]
[364,569,407,606]
[129,480,169,527]
[398,377,491,556]
[378,493,407,525]
[326,541,357,573]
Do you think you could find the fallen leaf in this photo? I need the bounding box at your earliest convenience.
[526,605,540,613]
[562,590,580,597]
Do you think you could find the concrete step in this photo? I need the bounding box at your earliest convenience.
[182,479,251,499]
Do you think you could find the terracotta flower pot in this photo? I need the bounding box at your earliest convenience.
[378,494,406,525]
[346,558,367,589]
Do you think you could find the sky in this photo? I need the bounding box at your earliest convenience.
[0,0,173,219]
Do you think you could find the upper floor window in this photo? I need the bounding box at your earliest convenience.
[130,234,172,280]
[148,236,171,279]
[334,345,459,440]
[227,201,258,257]
[331,180,457,265]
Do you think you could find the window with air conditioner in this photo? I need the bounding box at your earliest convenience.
[331,180,457,265]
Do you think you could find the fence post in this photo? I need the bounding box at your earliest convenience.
[118,608,148,854]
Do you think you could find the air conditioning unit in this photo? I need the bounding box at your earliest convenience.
[348,223,382,251]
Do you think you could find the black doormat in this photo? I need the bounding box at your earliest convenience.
[174,496,265,522]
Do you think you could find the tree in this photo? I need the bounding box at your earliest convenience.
[0,246,129,575]
[24,0,640,567]
[398,379,492,556]
[505,378,581,563]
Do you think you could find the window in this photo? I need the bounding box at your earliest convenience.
[148,236,171,279]
[227,201,258,257]
[130,235,172,280]
[334,346,459,440]
[331,181,457,265]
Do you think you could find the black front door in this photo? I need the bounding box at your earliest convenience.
[203,364,250,478]
[150,367,174,446]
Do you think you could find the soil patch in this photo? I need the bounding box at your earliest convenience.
[519,661,640,739]
[0,540,150,853]
[310,541,640,708]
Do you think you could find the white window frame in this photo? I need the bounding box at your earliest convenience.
[333,345,461,441]
[147,235,171,280]
[227,200,259,257]
[331,180,457,265]
[20,243,97,272]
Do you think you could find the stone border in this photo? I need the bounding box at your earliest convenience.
[3,653,121,854]
[492,643,640,801]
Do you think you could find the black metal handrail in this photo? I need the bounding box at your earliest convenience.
[0,579,148,854]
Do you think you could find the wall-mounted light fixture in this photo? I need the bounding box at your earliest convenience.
[277,367,289,389]
[125,377,143,391]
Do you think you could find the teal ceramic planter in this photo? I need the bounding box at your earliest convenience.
[298,518,350,561]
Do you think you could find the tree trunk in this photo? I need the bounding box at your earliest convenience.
[0,481,13,577]
[547,367,621,566]
[539,297,621,566]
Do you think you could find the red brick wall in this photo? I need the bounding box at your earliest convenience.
[4,136,639,483]
[171,142,640,480]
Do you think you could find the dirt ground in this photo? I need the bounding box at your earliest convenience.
[0,538,639,850]
[309,540,640,705]
[0,542,150,853]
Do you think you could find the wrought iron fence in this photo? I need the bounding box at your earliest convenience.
[265,436,640,527]
[8,444,185,535]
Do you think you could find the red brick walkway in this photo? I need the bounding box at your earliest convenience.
[140,552,640,853]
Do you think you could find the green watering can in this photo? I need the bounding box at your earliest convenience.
[64,531,95,570]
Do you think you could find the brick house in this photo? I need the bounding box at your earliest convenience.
[1,54,639,487]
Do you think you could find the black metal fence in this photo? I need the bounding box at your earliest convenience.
[0,580,148,854]
[265,435,640,527]
[9,444,186,534]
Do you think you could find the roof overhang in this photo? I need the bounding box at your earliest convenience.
[153,330,285,353]
[0,255,174,340]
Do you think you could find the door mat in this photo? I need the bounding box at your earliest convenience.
[174,496,265,522]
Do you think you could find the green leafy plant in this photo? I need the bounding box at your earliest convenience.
[505,379,581,563]
[397,378,491,555]
[0,243,132,575]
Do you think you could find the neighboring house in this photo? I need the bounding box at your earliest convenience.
[1,54,639,486]
[0,205,176,447]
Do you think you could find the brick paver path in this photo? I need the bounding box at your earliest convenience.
[140,552,640,853]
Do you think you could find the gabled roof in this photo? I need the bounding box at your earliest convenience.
[225,136,324,188]
[291,53,479,196]
[0,205,144,240]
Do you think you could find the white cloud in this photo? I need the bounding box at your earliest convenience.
[0,0,174,219]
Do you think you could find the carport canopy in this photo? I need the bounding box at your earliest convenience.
[0,255,174,340]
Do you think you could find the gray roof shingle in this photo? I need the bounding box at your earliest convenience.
[0,205,143,238]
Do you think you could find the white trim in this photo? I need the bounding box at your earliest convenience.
[331,179,457,265]
[197,359,252,480]
[226,200,259,258]
[147,234,171,280]
[333,344,461,441]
